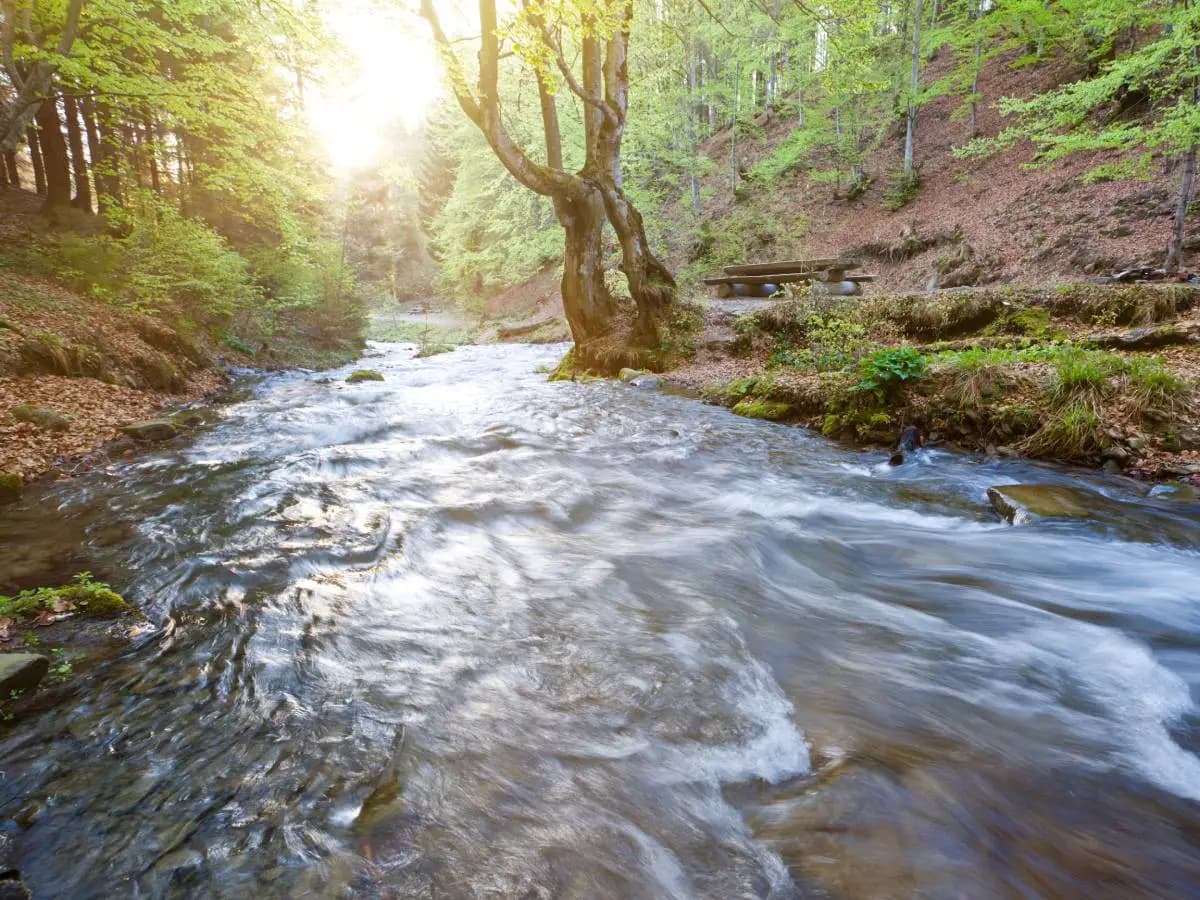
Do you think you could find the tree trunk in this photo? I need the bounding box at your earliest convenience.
[0,155,7,187]
[79,94,115,211]
[62,94,92,211]
[35,99,72,211]
[3,151,17,187]
[27,127,45,194]
[904,0,924,179]
[1166,145,1196,273]
[556,189,616,348]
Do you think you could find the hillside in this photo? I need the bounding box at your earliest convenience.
[672,50,1194,291]
[0,189,363,490]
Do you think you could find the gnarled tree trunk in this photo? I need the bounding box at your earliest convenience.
[421,0,675,367]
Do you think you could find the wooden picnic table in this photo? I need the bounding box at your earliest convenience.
[703,256,875,298]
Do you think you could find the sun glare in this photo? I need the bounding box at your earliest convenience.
[308,2,442,171]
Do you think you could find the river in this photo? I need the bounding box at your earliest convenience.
[1,341,1198,898]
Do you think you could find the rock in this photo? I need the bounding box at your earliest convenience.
[9,404,72,432]
[0,654,49,696]
[0,472,20,505]
[120,419,178,442]
[618,368,645,383]
[731,399,791,421]
[346,369,384,384]
[629,374,661,390]
[1176,428,1200,451]
[1102,459,1123,474]
[987,484,1106,524]
[1126,434,1149,453]
[1101,445,1130,463]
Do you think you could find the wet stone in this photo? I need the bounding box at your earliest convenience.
[121,419,178,442]
[0,654,49,696]
[987,484,1106,524]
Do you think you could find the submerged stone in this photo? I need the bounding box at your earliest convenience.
[0,654,49,696]
[121,419,178,442]
[629,374,661,390]
[987,484,1102,524]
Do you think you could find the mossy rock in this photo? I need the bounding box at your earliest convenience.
[0,579,130,622]
[415,344,454,358]
[0,471,21,505]
[10,403,73,432]
[121,419,178,442]
[732,399,792,421]
[346,369,384,383]
[987,484,1103,524]
[618,367,647,383]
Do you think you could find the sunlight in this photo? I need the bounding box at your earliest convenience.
[308,1,442,171]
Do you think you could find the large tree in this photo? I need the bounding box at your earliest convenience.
[0,0,83,153]
[420,0,676,363]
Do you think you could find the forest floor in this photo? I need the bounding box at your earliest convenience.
[0,188,362,496]
[663,283,1200,483]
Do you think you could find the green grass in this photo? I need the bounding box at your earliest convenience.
[367,318,471,346]
[1052,347,1128,398]
[1126,357,1188,413]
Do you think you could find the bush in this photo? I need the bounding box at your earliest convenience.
[883,170,920,211]
[851,347,928,399]
[56,195,260,324]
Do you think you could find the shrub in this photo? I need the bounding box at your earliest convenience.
[851,347,928,399]
[883,170,920,211]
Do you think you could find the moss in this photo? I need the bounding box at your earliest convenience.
[0,471,21,504]
[415,343,454,358]
[732,398,792,421]
[548,348,578,382]
[346,369,384,383]
[0,573,130,622]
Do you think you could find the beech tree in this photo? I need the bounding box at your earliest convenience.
[420,0,676,359]
[0,0,83,153]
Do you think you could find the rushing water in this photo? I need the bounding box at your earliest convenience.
[1,342,1199,899]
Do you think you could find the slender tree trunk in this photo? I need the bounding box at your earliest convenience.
[1166,146,1196,273]
[35,99,71,211]
[143,114,161,193]
[687,43,702,214]
[62,94,92,211]
[2,151,15,187]
[904,0,924,179]
[27,126,45,194]
[79,94,115,211]
[0,156,7,187]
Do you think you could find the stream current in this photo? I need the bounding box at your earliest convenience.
[1,341,1199,898]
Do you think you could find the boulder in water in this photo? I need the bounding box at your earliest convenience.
[0,654,49,696]
[121,419,178,442]
[630,374,661,390]
[618,368,645,383]
[346,369,384,384]
[987,484,1104,524]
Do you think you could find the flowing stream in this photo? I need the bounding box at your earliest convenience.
[1,342,1199,898]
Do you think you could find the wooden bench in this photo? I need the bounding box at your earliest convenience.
[703,257,875,298]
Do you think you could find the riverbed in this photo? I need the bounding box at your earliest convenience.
[1,341,1198,897]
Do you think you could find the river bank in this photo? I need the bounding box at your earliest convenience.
[660,282,1200,482]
